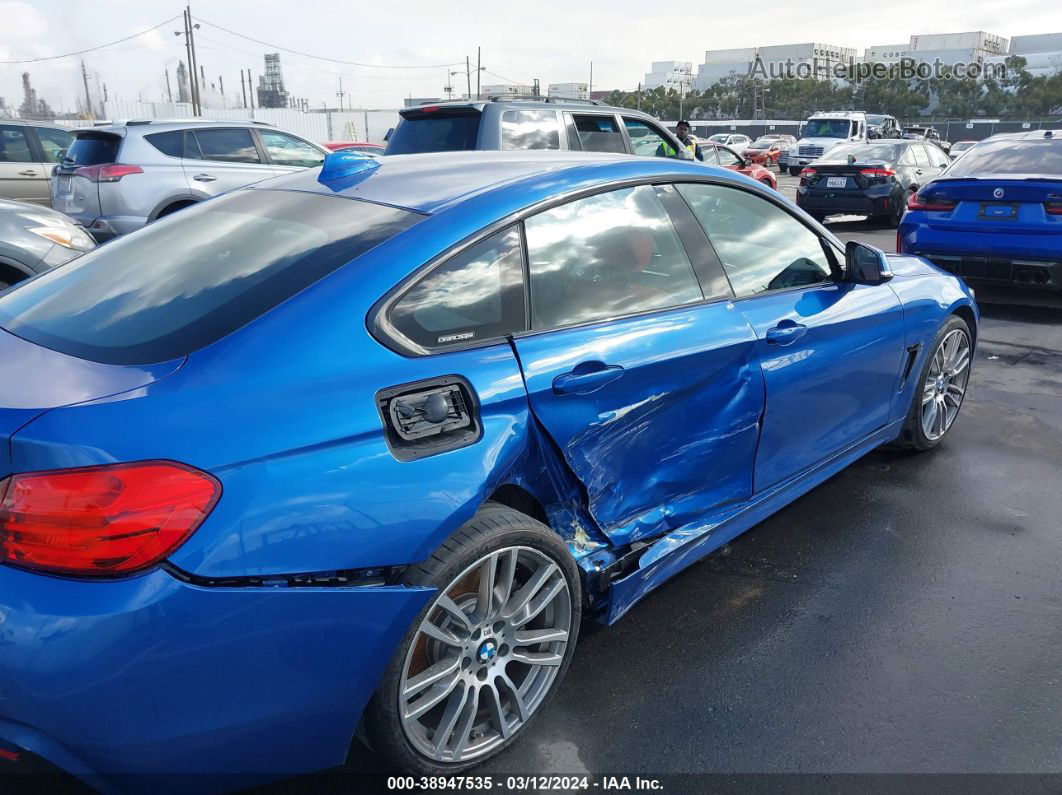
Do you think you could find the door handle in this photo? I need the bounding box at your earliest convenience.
[765,322,808,346]
[18,170,37,176]
[552,362,624,395]
[193,173,217,182]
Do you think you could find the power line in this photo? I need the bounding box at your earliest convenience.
[195,16,463,70]
[483,69,531,86]
[0,16,181,64]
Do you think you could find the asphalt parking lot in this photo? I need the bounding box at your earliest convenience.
[298,169,1062,791]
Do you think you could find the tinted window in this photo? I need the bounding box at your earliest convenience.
[571,115,624,153]
[623,118,672,157]
[677,183,833,296]
[390,227,525,349]
[34,127,73,162]
[819,143,904,163]
[64,133,121,166]
[501,110,560,150]
[912,145,931,167]
[191,128,261,163]
[145,130,185,158]
[0,126,35,163]
[946,138,1062,177]
[387,112,481,155]
[0,191,420,365]
[259,130,325,167]
[804,119,851,138]
[925,145,950,168]
[524,185,703,329]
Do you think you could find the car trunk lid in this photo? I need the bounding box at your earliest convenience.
[917,177,1062,233]
[0,328,182,476]
[804,159,894,190]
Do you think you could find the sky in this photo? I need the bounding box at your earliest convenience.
[2,0,1061,114]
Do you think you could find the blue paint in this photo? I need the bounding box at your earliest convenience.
[0,151,977,789]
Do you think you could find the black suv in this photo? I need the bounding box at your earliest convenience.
[384,97,692,160]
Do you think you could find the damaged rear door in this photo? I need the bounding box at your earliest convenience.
[513,182,764,547]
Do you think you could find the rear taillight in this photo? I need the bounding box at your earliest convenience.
[0,461,220,577]
[800,168,816,177]
[1045,202,1062,215]
[860,168,895,178]
[907,192,956,211]
[72,163,144,183]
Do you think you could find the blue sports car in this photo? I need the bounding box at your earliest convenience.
[899,129,1062,290]
[0,150,976,790]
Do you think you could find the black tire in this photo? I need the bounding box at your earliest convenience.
[788,165,802,177]
[362,503,582,774]
[896,315,972,451]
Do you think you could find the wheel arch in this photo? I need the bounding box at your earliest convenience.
[148,195,200,222]
[952,303,978,347]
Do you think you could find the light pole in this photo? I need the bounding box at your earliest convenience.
[174,6,201,115]
[451,60,484,100]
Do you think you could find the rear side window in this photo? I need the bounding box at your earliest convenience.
[501,111,560,150]
[190,128,261,163]
[145,130,185,158]
[0,126,35,163]
[65,133,121,166]
[258,130,325,167]
[570,115,625,153]
[388,226,526,349]
[0,191,421,365]
[34,127,73,162]
[386,111,481,155]
[945,138,1062,177]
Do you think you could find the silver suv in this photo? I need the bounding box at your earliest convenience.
[50,120,327,241]
[0,119,74,206]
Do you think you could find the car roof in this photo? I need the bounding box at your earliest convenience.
[400,98,659,119]
[982,129,1061,142]
[263,150,758,214]
[72,119,276,135]
[0,117,68,130]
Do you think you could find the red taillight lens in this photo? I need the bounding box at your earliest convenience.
[72,164,144,183]
[800,168,816,177]
[860,168,895,178]
[0,461,220,576]
[1045,202,1062,215]
[907,192,956,211]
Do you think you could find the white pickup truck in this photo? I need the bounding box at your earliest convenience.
[785,111,868,176]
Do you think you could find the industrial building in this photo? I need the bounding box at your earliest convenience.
[864,31,1008,68]
[256,53,290,109]
[643,61,693,91]
[548,82,589,100]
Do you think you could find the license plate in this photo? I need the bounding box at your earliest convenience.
[827,177,848,188]
[979,202,1017,219]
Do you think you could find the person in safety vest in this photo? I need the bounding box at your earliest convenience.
[656,120,703,161]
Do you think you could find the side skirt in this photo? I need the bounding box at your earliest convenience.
[605,418,905,624]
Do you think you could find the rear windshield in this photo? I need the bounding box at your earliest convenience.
[819,143,905,163]
[0,190,421,365]
[386,111,481,154]
[64,133,121,166]
[945,138,1062,177]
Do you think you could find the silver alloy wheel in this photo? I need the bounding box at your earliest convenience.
[399,546,572,763]
[921,327,971,441]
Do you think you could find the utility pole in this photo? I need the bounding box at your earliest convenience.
[186,6,202,115]
[240,70,247,108]
[165,69,172,103]
[637,81,642,110]
[80,60,92,117]
[589,61,593,96]
[476,47,481,100]
[465,56,472,100]
[336,77,347,111]
[218,75,224,104]
[248,70,255,109]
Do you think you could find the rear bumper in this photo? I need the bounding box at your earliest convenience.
[797,185,898,216]
[911,253,1062,289]
[0,564,433,792]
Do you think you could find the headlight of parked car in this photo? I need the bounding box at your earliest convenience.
[27,224,96,252]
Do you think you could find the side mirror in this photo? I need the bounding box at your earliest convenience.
[845,241,894,284]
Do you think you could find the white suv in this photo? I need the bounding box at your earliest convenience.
[50,120,327,241]
[786,111,867,176]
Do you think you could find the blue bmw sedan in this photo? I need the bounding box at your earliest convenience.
[899,129,1062,290]
[0,150,976,790]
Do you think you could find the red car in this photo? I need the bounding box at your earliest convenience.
[704,143,777,189]
[743,135,796,166]
[322,141,385,155]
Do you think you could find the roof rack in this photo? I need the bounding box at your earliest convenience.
[119,118,276,127]
[487,95,601,105]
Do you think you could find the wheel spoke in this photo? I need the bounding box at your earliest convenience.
[451,686,481,760]
[403,656,460,699]
[405,668,461,721]
[510,649,563,667]
[475,553,499,622]
[923,399,938,435]
[483,684,511,740]
[431,685,470,754]
[493,549,519,619]
[514,627,569,645]
[502,561,558,621]
[936,398,948,436]
[513,578,566,628]
[949,354,970,377]
[496,671,529,722]
[435,594,474,636]
[420,620,463,648]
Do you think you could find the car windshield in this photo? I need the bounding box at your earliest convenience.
[708,134,729,143]
[386,110,481,154]
[866,115,885,125]
[750,138,777,148]
[951,141,975,153]
[0,190,421,365]
[945,138,1062,177]
[804,119,852,138]
[818,143,905,163]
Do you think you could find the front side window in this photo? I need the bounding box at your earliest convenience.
[34,127,73,162]
[912,145,931,167]
[0,190,420,364]
[190,128,261,163]
[623,118,674,158]
[500,111,560,151]
[677,183,834,296]
[389,226,525,349]
[258,130,326,167]
[0,126,34,163]
[571,115,625,153]
[524,185,703,329]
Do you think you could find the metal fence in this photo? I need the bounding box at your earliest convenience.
[50,100,402,145]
